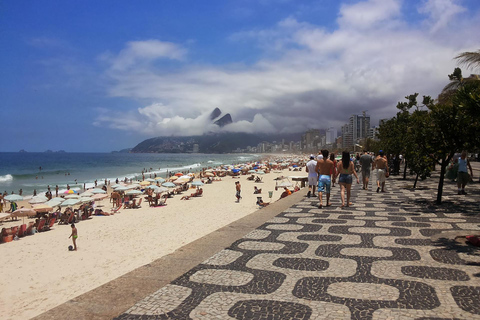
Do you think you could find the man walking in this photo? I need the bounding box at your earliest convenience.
[305,155,318,198]
[457,151,473,195]
[235,181,242,202]
[359,150,374,190]
[315,149,335,208]
[373,150,389,193]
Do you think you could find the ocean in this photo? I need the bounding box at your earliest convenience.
[0,152,261,197]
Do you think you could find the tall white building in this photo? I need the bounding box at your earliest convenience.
[342,111,370,148]
[326,127,337,145]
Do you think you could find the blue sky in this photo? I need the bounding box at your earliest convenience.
[2,0,479,152]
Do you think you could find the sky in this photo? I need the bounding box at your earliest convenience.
[1,0,479,152]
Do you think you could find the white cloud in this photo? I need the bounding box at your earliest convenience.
[418,0,466,33]
[107,40,186,71]
[96,0,478,137]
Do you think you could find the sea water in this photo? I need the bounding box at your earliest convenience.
[0,152,260,197]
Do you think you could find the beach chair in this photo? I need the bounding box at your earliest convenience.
[66,212,75,224]
[17,224,27,237]
[43,218,56,231]
[26,222,35,235]
[37,219,46,232]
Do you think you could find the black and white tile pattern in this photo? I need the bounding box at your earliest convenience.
[115,173,480,320]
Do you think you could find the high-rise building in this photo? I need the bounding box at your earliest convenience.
[326,127,337,145]
[342,111,370,148]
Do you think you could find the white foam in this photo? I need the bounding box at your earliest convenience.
[0,174,13,183]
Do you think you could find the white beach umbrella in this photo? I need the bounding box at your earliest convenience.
[92,193,109,200]
[65,194,80,199]
[155,187,169,193]
[126,190,143,195]
[79,197,94,203]
[60,199,80,207]
[145,178,156,182]
[115,186,130,191]
[277,181,293,187]
[5,194,24,202]
[81,191,94,197]
[46,198,64,207]
[28,195,48,204]
[154,177,166,183]
[0,212,12,221]
[191,181,204,187]
[139,181,151,186]
[91,188,106,194]
[162,182,176,188]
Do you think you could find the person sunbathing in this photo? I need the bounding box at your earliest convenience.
[181,195,191,200]
[256,197,270,207]
[253,186,262,194]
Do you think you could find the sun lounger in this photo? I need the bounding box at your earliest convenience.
[43,218,56,231]
[26,222,34,235]
[37,219,46,232]
[17,224,27,237]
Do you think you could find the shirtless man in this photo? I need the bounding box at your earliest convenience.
[315,149,335,208]
[373,150,389,192]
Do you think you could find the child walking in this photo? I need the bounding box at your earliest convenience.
[69,223,78,251]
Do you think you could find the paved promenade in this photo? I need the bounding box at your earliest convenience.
[36,165,480,320]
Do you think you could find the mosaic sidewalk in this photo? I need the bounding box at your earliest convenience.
[114,173,480,320]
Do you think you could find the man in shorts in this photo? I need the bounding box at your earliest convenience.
[315,149,335,208]
[373,150,389,193]
[305,155,318,198]
[457,150,473,195]
[359,150,374,190]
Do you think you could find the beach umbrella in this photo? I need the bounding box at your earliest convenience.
[0,212,11,221]
[91,188,106,194]
[139,181,151,186]
[248,170,256,173]
[126,190,143,195]
[154,177,165,183]
[145,178,156,182]
[174,172,183,177]
[191,181,204,187]
[12,208,36,224]
[256,170,265,175]
[60,199,80,207]
[4,194,23,202]
[65,194,80,199]
[79,197,93,203]
[64,189,78,194]
[45,198,63,207]
[110,184,124,188]
[204,172,214,177]
[92,193,109,200]
[32,204,54,212]
[277,181,293,187]
[81,191,94,197]
[169,176,178,181]
[129,183,141,189]
[162,182,176,188]
[155,187,168,193]
[115,186,130,191]
[146,185,159,189]
[28,195,48,204]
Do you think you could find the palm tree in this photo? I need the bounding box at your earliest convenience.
[455,49,480,71]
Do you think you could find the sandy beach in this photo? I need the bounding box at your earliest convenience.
[0,167,304,320]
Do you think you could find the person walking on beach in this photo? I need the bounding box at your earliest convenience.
[305,155,318,198]
[457,151,473,195]
[235,181,242,202]
[0,193,3,212]
[360,150,374,190]
[69,223,78,251]
[335,151,360,208]
[315,149,335,208]
[55,185,59,197]
[373,150,389,193]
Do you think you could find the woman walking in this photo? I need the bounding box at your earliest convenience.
[335,151,359,207]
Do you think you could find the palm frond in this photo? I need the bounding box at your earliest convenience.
[455,50,480,70]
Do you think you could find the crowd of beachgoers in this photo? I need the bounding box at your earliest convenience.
[0,154,308,319]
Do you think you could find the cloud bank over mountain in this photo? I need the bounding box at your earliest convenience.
[95,0,479,137]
